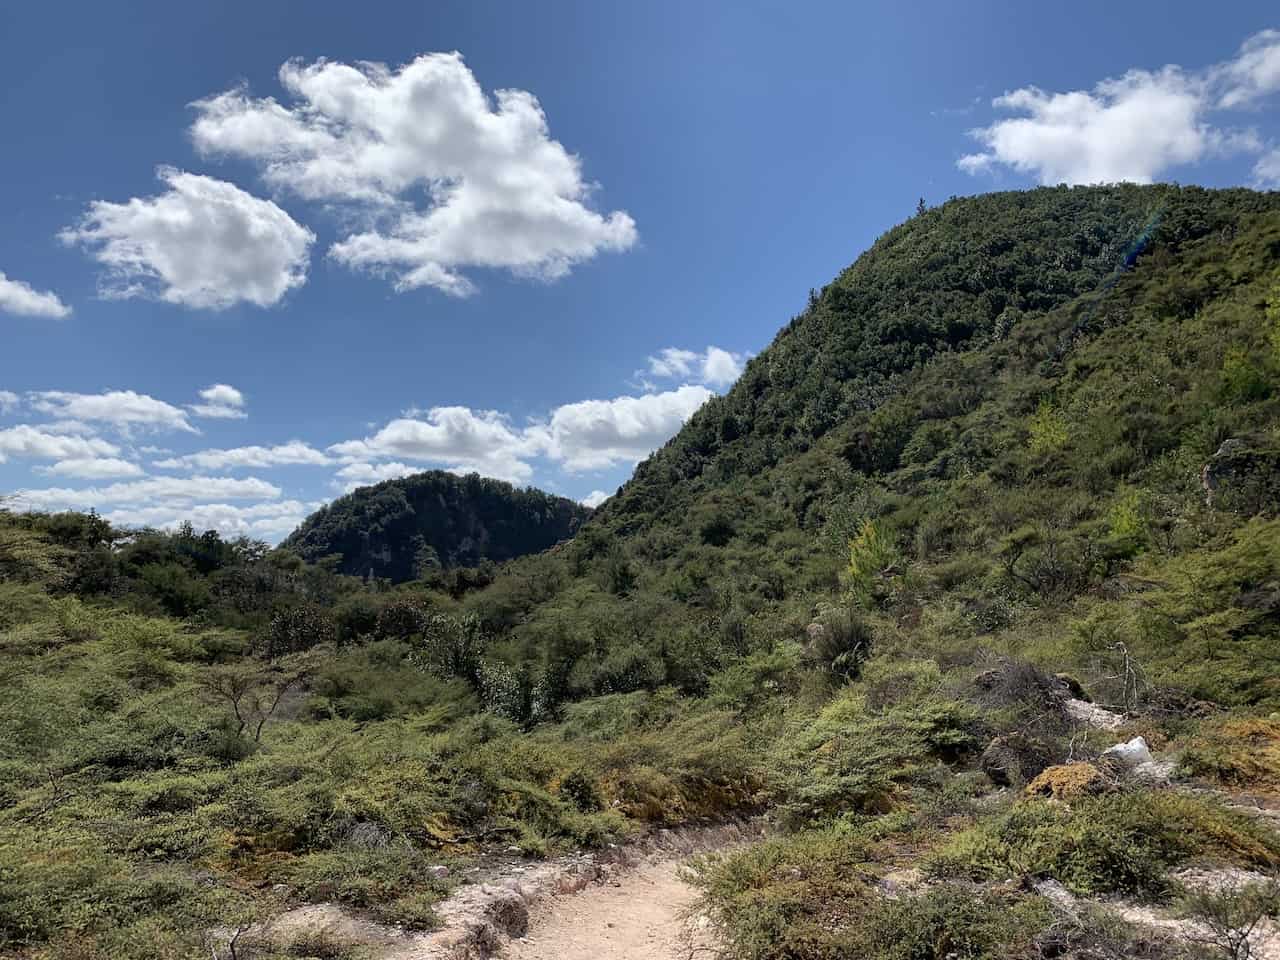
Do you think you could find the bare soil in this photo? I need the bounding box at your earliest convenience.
[501,857,713,960]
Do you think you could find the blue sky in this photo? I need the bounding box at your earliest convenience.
[1,2,1278,540]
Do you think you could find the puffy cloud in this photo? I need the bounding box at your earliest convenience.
[1215,29,1280,108]
[580,489,609,509]
[329,382,713,482]
[646,348,700,380]
[1256,147,1280,187]
[330,407,535,482]
[646,346,745,389]
[154,440,329,470]
[191,53,636,296]
[0,271,71,318]
[703,347,747,388]
[0,425,120,462]
[38,457,145,480]
[0,391,18,415]
[101,500,313,540]
[30,390,195,434]
[12,475,281,510]
[60,168,314,309]
[190,383,247,419]
[538,385,712,471]
[333,461,419,491]
[959,69,1211,185]
[42,420,99,436]
[959,31,1280,185]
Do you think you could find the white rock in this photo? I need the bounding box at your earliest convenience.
[1064,698,1126,730]
[1102,736,1153,766]
[427,865,450,880]
[1133,759,1177,782]
[1034,878,1081,919]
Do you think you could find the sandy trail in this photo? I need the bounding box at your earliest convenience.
[501,858,709,960]
[225,825,748,960]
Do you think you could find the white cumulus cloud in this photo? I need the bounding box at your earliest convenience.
[959,69,1211,185]
[333,461,419,492]
[0,425,120,462]
[0,271,71,318]
[190,383,248,419]
[1215,29,1280,108]
[12,475,281,510]
[38,457,146,480]
[30,390,195,434]
[0,391,18,415]
[102,500,313,540]
[1256,147,1280,187]
[959,30,1280,185]
[537,385,712,471]
[580,489,609,509]
[328,381,714,482]
[42,420,100,436]
[60,168,314,309]
[646,346,746,389]
[329,407,536,483]
[154,440,328,471]
[191,53,636,296]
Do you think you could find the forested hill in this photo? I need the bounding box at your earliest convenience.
[471,182,1280,710]
[596,184,1279,538]
[282,471,591,581]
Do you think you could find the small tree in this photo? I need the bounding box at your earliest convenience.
[843,519,897,608]
[1182,878,1280,960]
[412,612,488,688]
[806,604,873,681]
[199,656,313,745]
[1027,399,1070,455]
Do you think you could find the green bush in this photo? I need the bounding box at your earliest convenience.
[693,826,1053,960]
[928,790,1280,896]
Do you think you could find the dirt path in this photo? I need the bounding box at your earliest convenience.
[218,823,751,960]
[501,858,709,960]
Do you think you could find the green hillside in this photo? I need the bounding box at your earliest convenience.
[282,471,592,583]
[5,183,1280,960]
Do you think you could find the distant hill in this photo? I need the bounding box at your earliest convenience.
[282,471,591,581]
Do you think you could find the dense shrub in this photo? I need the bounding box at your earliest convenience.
[928,791,1280,896]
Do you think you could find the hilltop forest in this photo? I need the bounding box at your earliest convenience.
[4,183,1280,960]
[283,471,592,583]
